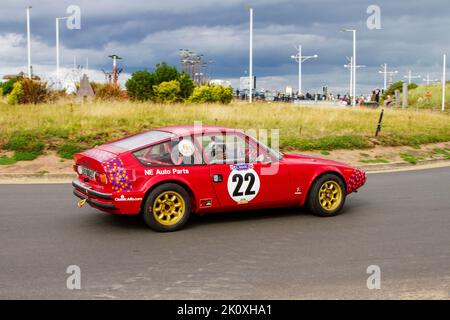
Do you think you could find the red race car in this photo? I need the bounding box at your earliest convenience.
[73,125,366,232]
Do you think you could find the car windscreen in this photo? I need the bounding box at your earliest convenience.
[109,130,175,150]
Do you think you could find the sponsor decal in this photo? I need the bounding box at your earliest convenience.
[114,194,143,202]
[230,163,253,171]
[145,168,190,176]
[178,140,195,157]
[199,198,213,207]
[102,157,133,193]
[347,169,366,193]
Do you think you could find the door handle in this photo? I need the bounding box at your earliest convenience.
[212,174,223,183]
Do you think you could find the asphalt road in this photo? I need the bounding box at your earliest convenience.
[1,167,449,299]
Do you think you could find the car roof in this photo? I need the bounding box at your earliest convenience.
[157,125,243,136]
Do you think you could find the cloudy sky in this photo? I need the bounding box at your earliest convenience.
[0,0,449,95]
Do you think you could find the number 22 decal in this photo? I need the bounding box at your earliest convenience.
[232,172,256,196]
[227,169,260,203]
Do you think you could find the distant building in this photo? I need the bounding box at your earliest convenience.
[2,71,40,81]
[210,79,232,87]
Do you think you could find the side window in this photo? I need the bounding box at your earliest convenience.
[199,133,248,164]
[133,136,202,166]
[170,136,202,165]
[248,137,272,163]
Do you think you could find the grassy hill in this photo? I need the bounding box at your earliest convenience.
[406,82,450,110]
[1,101,450,164]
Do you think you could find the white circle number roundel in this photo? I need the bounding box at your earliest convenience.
[227,169,260,204]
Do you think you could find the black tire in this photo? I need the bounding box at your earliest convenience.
[142,183,191,232]
[307,173,346,217]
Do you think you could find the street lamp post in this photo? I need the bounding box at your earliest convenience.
[442,54,446,112]
[342,29,357,106]
[290,45,318,95]
[26,6,32,79]
[378,64,398,90]
[248,7,253,103]
[344,57,353,98]
[56,16,69,88]
[380,64,387,90]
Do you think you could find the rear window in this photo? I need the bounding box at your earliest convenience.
[109,130,175,150]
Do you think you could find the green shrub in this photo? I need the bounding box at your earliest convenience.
[188,85,234,104]
[1,78,17,96]
[125,69,156,101]
[6,79,49,104]
[125,62,194,102]
[382,81,419,100]
[4,131,45,155]
[13,151,40,161]
[57,143,81,159]
[7,81,24,105]
[153,80,181,102]
[154,62,179,84]
[0,156,17,165]
[400,152,417,164]
[178,72,194,99]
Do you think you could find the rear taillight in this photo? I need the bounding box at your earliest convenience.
[95,172,108,184]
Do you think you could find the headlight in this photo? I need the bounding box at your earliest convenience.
[77,165,83,175]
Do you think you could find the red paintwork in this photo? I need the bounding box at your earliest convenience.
[72,125,366,215]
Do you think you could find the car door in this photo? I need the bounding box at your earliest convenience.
[198,131,291,210]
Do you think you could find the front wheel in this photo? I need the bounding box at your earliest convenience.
[143,183,191,232]
[307,174,346,217]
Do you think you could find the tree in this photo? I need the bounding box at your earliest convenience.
[153,80,181,102]
[382,81,418,100]
[178,72,195,99]
[154,62,179,84]
[125,70,156,101]
[125,62,194,102]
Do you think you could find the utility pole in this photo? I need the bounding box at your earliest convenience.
[422,74,439,85]
[290,45,318,95]
[108,55,122,85]
[404,70,421,84]
[26,6,32,79]
[378,64,398,90]
[248,7,253,103]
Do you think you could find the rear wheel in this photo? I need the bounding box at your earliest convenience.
[143,183,191,232]
[307,174,346,217]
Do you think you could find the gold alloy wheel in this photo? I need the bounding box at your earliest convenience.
[152,191,185,226]
[318,180,343,212]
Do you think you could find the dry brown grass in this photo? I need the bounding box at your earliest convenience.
[1,100,450,152]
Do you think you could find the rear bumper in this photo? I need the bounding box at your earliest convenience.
[72,180,116,210]
[72,179,112,200]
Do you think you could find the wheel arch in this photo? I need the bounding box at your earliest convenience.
[305,169,347,202]
[140,179,197,214]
